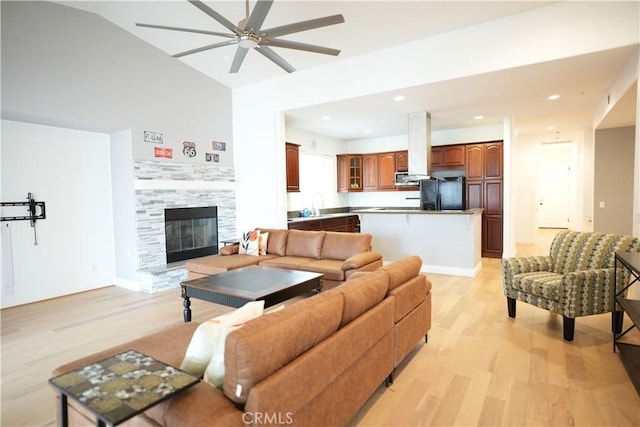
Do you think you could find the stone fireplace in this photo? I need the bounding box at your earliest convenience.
[134,160,236,292]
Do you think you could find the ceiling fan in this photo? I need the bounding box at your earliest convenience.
[136,0,345,74]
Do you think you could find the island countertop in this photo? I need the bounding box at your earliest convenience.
[353,208,483,215]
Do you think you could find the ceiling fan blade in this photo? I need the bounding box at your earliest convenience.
[262,39,340,56]
[188,0,241,35]
[230,46,250,73]
[135,23,234,38]
[256,45,295,73]
[244,0,274,32]
[173,39,238,58]
[260,14,345,38]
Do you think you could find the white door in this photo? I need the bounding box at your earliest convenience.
[537,145,572,228]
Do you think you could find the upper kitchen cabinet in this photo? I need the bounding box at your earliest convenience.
[395,151,409,172]
[363,154,378,191]
[465,142,503,180]
[285,142,300,192]
[432,145,465,170]
[337,154,362,192]
[465,144,484,179]
[378,152,396,190]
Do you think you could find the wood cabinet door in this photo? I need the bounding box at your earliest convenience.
[348,155,363,191]
[395,151,409,172]
[363,154,378,191]
[443,145,465,166]
[285,143,300,192]
[484,142,503,179]
[484,216,504,258]
[337,155,348,192]
[465,144,484,180]
[378,152,396,189]
[466,181,483,209]
[484,181,503,216]
[431,147,443,167]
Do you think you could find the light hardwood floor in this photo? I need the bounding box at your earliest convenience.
[2,229,639,426]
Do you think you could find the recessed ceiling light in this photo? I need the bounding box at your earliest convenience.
[364,129,372,133]
[394,95,405,102]
[548,94,560,100]
[474,115,484,120]
[546,126,556,130]
[322,115,331,120]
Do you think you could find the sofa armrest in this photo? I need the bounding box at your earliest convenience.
[220,244,239,256]
[342,251,383,270]
[561,267,624,317]
[502,255,552,297]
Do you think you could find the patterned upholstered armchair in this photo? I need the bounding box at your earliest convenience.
[502,230,640,341]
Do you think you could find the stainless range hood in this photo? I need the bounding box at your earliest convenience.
[406,111,432,180]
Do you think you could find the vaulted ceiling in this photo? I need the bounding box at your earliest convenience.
[56,1,638,140]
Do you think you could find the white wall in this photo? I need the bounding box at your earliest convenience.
[233,2,639,235]
[1,121,116,308]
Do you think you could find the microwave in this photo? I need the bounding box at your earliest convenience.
[394,172,418,186]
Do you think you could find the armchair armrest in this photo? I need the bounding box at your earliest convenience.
[561,267,625,317]
[342,252,383,270]
[502,255,552,296]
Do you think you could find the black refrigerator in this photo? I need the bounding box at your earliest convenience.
[419,176,465,210]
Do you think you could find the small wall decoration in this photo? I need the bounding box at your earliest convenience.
[211,141,226,151]
[205,153,220,163]
[182,141,197,158]
[154,147,173,159]
[144,131,164,144]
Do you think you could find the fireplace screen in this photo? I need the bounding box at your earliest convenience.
[164,206,218,263]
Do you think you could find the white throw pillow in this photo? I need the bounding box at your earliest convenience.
[180,301,265,378]
[239,230,260,256]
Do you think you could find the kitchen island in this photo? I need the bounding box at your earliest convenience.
[354,208,483,277]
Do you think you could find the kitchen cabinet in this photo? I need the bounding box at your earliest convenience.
[378,152,396,190]
[465,141,504,258]
[431,147,443,168]
[363,154,378,191]
[613,251,640,396]
[396,151,409,172]
[337,155,362,192]
[288,215,360,233]
[285,142,300,192]
[432,145,465,169]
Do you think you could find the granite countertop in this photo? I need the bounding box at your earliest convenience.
[353,208,484,215]
[287,212,359,223]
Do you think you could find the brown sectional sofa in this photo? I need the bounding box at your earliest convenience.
[51,256,431,427]
[186,229,383,289]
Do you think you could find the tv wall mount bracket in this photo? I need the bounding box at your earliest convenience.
[1,192,46,245]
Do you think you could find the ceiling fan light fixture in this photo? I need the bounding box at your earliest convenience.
[239,33,260,49]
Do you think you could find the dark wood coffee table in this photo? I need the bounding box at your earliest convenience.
[181,265,323,321]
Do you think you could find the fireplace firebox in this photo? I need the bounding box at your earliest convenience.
[164,206,218,263]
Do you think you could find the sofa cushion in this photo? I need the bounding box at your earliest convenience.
[286,230,325,259]
[181,301,265,379]
[336,269,389,327]
[320,232,372,260]
[380,255,423,291]
[388,274,428,323]
[258,256,315,270]
[301,259,345,282]
[223,290,343,404]
[512,271,563,301]
[257,228,288,256]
